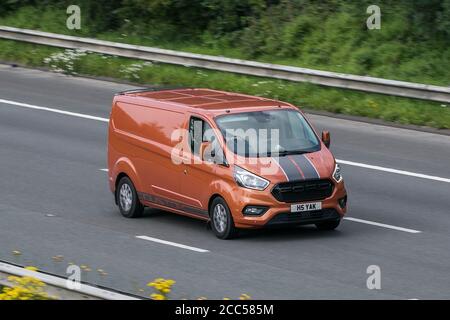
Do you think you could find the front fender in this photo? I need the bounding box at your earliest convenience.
[110,157,143,193]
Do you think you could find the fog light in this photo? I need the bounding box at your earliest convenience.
[338,196,347,209]
[243,206,269,216]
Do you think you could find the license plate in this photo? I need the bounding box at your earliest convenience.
[290,202,322,213]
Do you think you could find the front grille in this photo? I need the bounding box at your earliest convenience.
[266,209,340,226]
[271,179,334,203]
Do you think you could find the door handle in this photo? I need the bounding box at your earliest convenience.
[183,169,187,175]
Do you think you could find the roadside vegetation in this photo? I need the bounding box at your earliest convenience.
[0,1,449,129]
[0,267,54,300]
[3,250,250,300]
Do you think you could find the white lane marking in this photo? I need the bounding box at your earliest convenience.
[100,168,109,172]
[337,159,450,184]
[2,98,449,184]
[136,235,209,253]
[344,217,421,234]
[0,98,109,122]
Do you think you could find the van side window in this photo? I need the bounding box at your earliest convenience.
[189,117,215,155]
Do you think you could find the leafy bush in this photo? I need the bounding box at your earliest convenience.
[0,267,54,300]
[1,1,449,85]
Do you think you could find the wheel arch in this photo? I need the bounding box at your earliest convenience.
[112,157,143,203]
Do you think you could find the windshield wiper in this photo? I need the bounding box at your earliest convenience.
[271,149,310,157]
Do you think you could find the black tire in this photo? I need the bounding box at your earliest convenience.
[116,176,144,218]
[315,219,341,231]
[210,197,238,239]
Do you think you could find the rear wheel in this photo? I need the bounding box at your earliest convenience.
[116,176,144,218]
[315,219,341,231]
[210,197,238,239]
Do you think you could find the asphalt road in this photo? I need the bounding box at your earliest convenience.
[0,64,449,299]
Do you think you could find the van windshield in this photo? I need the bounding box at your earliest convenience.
[215,109,320,157]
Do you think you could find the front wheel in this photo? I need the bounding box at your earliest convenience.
[315,219,341,231]
[116,176,144,218]
[210,197,238,239]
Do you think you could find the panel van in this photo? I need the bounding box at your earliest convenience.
[108,88,347,239]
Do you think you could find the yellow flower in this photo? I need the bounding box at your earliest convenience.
[0,273,53,300]
[150,293,166,300]
[147,278,176,300]
[239,293,251,300]
[25,266,39,272]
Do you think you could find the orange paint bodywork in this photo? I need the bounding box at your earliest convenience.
[108,88,347,228]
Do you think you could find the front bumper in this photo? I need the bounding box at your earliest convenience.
[265,208,340,227]
[229,180,347,229]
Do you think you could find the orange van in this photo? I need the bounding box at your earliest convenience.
[108,88,347,239]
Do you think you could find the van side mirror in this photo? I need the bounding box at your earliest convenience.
[322,131,331,148]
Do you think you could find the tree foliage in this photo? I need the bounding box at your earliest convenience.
[1,1,448,84]
[2,1,448,39]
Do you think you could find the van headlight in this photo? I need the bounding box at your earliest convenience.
[234,166,269,191]
[333,163,343,183]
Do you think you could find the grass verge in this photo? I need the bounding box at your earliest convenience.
[0,39,449,129]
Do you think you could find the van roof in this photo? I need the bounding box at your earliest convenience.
[119,88,294,112]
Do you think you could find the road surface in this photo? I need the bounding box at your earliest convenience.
[0,65,449,299]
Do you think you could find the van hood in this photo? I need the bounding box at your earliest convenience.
[234,148,335,184]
